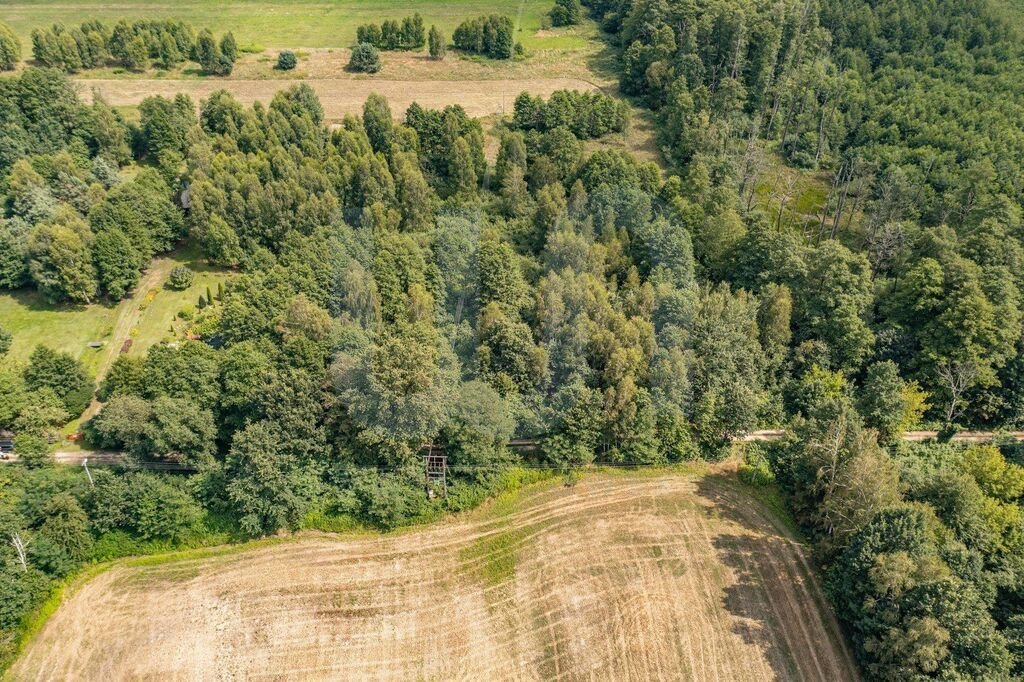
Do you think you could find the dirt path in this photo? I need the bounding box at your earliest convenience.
[31,428,1024,469]
[78,77,600,120]
[12,473,859,681]
[77,257,176,422]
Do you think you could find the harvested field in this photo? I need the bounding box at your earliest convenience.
[13,472,858,681]
[77,76,601,121]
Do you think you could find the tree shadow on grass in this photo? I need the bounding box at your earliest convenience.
[1,286,117,313]
[582,32,622,92]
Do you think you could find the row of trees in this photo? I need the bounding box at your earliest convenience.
[348,23,447,72]
[512,89,630,139]
[452,15,517,59]
[355,14,425,51]
[30,20,237,74]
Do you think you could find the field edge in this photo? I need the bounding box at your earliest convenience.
[6,463,861,680]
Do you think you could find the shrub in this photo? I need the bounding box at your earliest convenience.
[352,469,431,530]
[348,43,381,73]
[550,0,583,26]
[738,444,775,486]
[166,265,194,290]
[277,50,297,70]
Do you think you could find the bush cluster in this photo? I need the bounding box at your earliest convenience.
[512,89,630,139]
[347,43,381,73]
[355,13,425,51]
[452,14,515,59]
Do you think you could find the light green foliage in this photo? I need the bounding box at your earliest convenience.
[166,266,194,291]
[13,433,51,468]
[427,25,446,60]
[0,21,20,70]
[26,209,98,304]
[858,361,928,443]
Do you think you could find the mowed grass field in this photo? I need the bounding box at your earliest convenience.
[0,245,231,380]
[1,0,589,51]
[12,471,859,681]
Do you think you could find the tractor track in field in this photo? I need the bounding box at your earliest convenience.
[12,473,859,681]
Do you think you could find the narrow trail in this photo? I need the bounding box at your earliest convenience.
[76,257,176,423]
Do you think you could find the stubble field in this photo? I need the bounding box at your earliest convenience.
[12,472,859,681]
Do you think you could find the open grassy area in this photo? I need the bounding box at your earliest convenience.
[0,244,231,380]
[11,470,859,680]
[0,291,116,376]
[1,1,589,51]
[123,251,232,355]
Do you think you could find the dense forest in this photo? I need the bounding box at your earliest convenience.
[2,0,1024,676]
[583,0,1024,677]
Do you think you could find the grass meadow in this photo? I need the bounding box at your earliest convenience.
[1,0,590,51]
[0,245,231,379]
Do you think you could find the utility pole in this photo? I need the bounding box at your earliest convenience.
[10,532,28,571]
[82,458,94,487]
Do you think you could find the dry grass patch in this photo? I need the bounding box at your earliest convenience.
[78,75,605,121]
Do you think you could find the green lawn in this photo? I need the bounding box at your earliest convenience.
[0,244,232,380]
[127,249,233,363]
[0,291,117,375]
[1,1,587,51]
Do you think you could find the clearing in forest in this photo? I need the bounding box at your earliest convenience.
[13,472,859,681]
